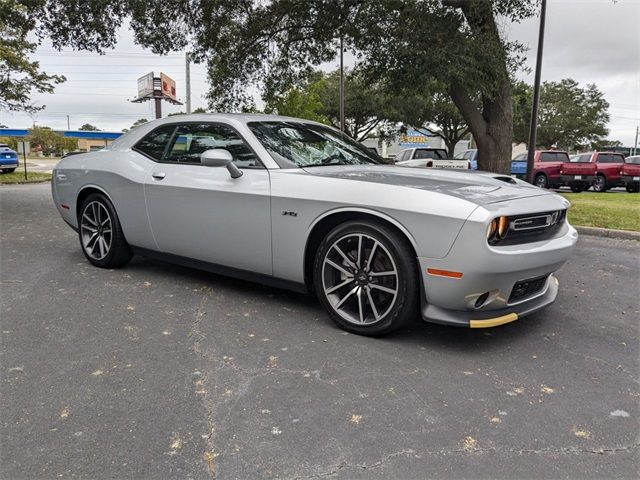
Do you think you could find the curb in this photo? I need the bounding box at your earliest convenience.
[575,226,640,241]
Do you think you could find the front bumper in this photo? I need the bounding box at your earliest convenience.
[417,197,578,328]
[421,275,559,327]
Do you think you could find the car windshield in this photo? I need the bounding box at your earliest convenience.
[247,121,384,168]
[625,156,640,164]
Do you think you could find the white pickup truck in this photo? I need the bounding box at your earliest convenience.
[394,147,470,170]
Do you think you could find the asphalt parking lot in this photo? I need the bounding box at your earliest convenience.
[1,183,638,479]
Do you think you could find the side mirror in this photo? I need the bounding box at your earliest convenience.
[200,149,243,178]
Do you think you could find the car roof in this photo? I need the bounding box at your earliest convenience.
[108,112,337,151]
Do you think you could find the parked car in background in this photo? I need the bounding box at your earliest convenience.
[559,151,625,192]
[511,150,571,189]
[396,147,470,170]
[560,154,593,192]
[620,155,640,193]
[0,144,19,173]
[454,149,478,170]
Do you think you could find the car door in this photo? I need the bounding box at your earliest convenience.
[142,122,272,275]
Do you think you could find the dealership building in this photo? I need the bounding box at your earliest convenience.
[0,128,122,152]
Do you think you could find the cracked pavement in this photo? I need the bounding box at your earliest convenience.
[1,184,638,479]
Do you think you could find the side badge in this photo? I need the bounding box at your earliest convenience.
[282,211,298,217]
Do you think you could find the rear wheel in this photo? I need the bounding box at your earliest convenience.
[593,175,607,192]
[78,193,132,268]
[534,173,548,189]
[313,221,418,336]
[570,184,582,193]
[1,168,16,173]
[627,184,640,193]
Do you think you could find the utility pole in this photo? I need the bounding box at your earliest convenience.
[634,125,639,156]
[526,0,547,184]
[185,52,192,114]
[339,36,345,133]
[66,115,70,130]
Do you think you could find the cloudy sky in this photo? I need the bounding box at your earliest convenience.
[1,0,638,145]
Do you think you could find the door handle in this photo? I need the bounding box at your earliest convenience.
[151,172,166,180]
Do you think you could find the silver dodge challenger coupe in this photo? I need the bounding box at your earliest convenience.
[52,114,578,336]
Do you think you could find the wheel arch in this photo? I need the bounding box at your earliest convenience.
[303,208,418,291]
[76,185,115,221]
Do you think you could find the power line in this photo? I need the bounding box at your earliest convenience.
[35,50,184,57]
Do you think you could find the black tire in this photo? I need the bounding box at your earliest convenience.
[570,184,582,193]
[627,184,640,193]
[2,168,16,173]
[313,220,418,336]
[593,175,607,192]
[534,173,548,189]
[78,193,132,268]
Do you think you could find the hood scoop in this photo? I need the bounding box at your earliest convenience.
[493,175,517,184]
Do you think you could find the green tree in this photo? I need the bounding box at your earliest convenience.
[130,118,149,129]
[512,79,610,150]
[79,123,100,131]
[0,0,65,113]
[26,126,77,155]
[168,107,208,116]
[264,72,328,125]
[390,82,471,157]
[265,70,395,141]
[0,136,18,149]
[14,0,540,172]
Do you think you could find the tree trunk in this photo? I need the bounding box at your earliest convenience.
[444,139,456,158]
[450,81,513,174]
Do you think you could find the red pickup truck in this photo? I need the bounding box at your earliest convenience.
[559,151,626,192]
[620,155,640,193]
[510,150,570,188]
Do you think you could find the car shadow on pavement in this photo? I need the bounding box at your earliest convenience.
[123,255,551,356]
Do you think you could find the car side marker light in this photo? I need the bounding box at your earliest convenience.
[427,268,463,279]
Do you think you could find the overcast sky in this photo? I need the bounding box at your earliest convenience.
[1,0,638,145]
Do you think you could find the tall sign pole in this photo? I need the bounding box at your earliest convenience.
[185,53,192,114]
[526,0,547,184]
[339,36,345,133]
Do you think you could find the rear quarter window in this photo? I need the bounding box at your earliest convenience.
[540,152,568,162]
[597,154,623,163]
[134,125,177,161]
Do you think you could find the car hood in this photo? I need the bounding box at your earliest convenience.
[302,165,554,205]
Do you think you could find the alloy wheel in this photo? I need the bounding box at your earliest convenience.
[80,201,112,260]
[321,233,399,326]
[593,176,606,192]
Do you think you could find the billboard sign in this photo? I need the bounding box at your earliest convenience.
[160,72,177,101]
[399,128,436,147]
[137,72,154,98]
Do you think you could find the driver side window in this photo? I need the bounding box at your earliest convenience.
[164,123,259,167]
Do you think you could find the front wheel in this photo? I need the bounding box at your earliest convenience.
[627,184,640,193]
[593,175,607,192]
[78,193,132,268]
[570,184,582,193]
[1,168,16,173]
[313,221,418,336]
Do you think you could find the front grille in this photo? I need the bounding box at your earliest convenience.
[499,210,566,246]
[509,275,549,303]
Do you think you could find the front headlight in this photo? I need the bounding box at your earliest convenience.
[487,216,509,244]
